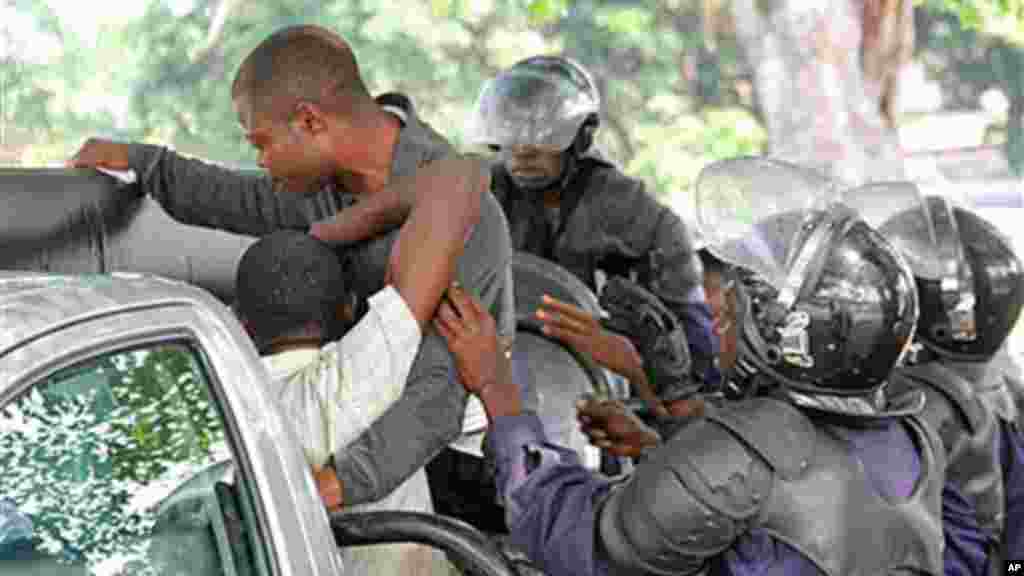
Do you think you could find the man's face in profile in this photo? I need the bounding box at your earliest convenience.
[235,92,335,196]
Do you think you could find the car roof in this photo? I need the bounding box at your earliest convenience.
[0,270,222,355]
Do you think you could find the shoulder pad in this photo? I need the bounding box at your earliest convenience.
[893,363,983,435]
[578,162,647,203]
[705,397,816,481]
[997,372,1023,425]
[597,417,772,573]
[599,276,693,398]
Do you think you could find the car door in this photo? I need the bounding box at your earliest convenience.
[0,302,342,576]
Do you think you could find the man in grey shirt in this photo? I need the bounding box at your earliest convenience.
[68,24,516,513]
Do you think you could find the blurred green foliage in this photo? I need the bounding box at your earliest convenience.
[2,0,1022,196]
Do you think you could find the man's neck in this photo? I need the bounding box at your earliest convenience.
[336,107,402,196]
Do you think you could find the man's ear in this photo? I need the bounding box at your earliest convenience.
[292,101,330,135]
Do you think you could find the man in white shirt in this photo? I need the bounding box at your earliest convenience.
[235,155,488,576]
[237,232,422,467]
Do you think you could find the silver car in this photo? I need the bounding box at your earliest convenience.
[0,270,518,576]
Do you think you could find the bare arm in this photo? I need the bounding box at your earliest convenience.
[386,155,488,329]
[329,191,514,506]
[310,155,493,248]
[309,172,416,246]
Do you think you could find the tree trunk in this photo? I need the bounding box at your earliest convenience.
[731,0,914,186]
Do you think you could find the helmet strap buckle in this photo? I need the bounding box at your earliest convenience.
[940,280,978,342]
[778,310,814,368]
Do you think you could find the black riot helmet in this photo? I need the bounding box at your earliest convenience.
[845,184,1024,363]
[466,56,600,191]
[696,157,919,399]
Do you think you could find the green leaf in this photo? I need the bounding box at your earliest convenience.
[960,3,981,28]
[597,7,652,35]
[527,0,566,26]
[431,0,454,19]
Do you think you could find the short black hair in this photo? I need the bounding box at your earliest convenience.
[232,25,372,118]
[235,230,347,349]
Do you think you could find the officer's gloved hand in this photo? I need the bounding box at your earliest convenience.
[536,295,666,416]
[597,277,697,403]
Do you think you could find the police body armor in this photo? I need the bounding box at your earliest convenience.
[493,156,702,401]
[983,348,1024,430]
[597,397,946,576]
[491,155,702,304]
[599,157,945,575]
[844,185,1024,571]
[890,361,1005,569]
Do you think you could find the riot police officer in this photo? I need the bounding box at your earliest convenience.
[436,157,952,576]
[427,54,717,533]
[844,185,1024,574]
[466,55,718,395]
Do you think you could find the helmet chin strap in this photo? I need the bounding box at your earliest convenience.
[508,148,579,194]
[509,171,562,192]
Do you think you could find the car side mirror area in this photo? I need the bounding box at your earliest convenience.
[329,510,522,576]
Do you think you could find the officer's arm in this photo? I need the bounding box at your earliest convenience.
[596,417,771,575]
[1000,420,1024,559]
[487,413,620,576]
[125,143,317,236]
[384,156,487,328]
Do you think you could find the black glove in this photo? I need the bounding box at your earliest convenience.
[598,276,698,402]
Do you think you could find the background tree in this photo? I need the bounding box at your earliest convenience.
[2,0,1021,205]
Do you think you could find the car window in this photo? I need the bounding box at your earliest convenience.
[0,341,271,576]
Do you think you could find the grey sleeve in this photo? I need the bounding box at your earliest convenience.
[126,143,316,236]
[333,191,516,504]
[476,192,516,342]
[643,207,721,383]
[333,328,468,504]
[645,205,704,306]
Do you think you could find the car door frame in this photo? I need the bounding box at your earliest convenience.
[0,300,342,576]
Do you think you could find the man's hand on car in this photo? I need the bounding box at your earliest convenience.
[67,138,132,171]
[311,465,344,512]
